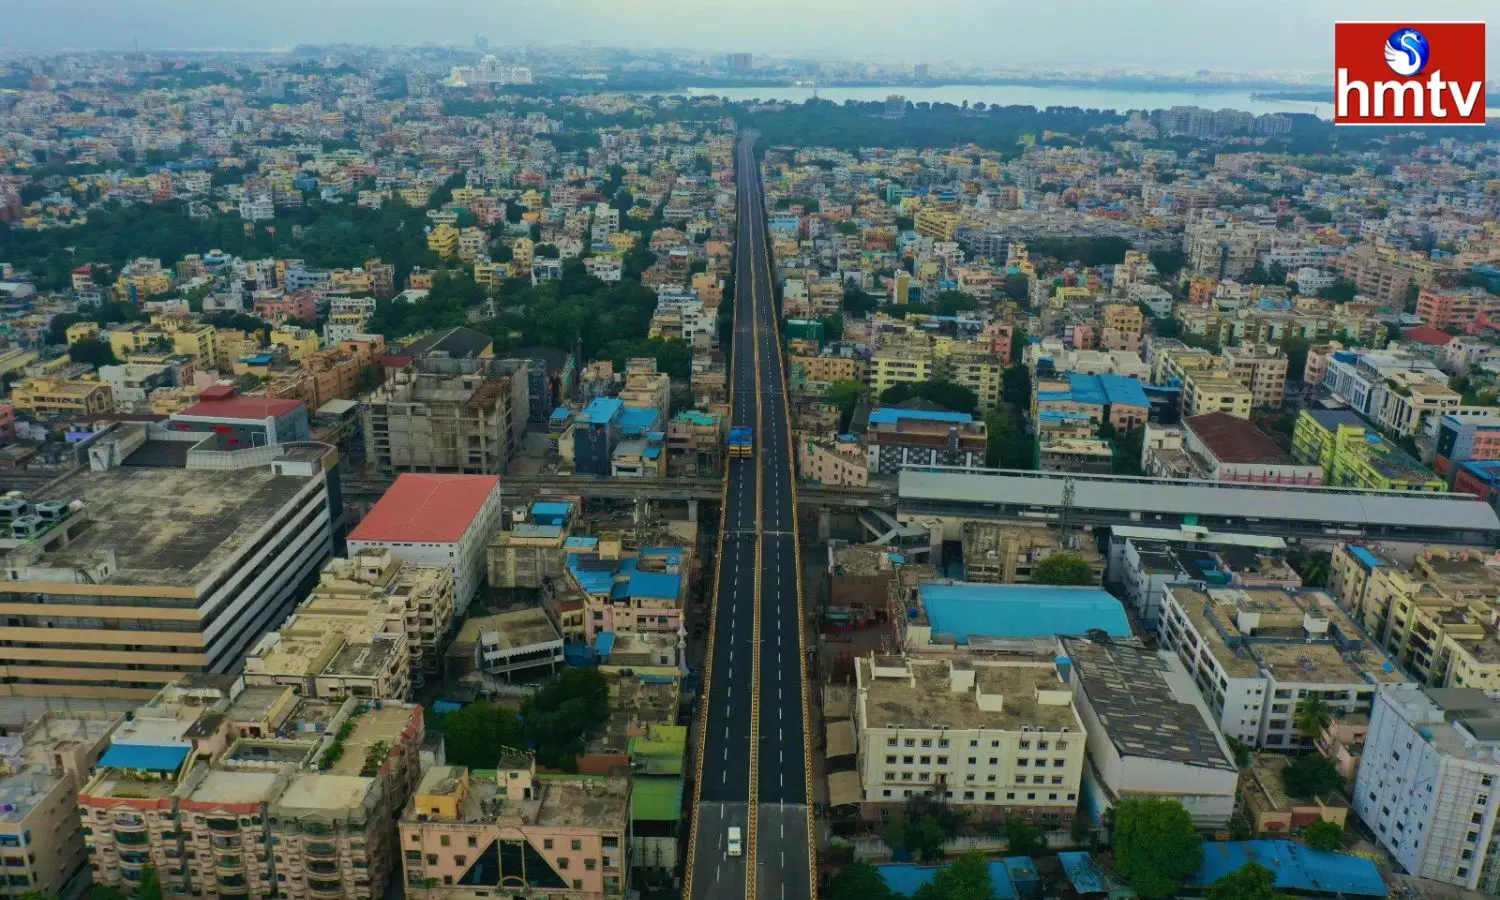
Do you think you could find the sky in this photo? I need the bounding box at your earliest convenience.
[2,0,1497,73]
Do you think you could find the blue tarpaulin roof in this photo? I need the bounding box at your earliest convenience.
[869,407,972,426]
[1348,546,1385,570]
[579,398,623,424]
[919,582,1131,643]
[877,861,1018,898]
[1189,841,1387,897]
[1058,852,1126,894]
[98,744,190,773]
[595,632,617,656]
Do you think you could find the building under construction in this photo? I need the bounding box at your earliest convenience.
[362,357,531,475]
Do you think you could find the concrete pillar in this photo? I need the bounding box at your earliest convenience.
[687,498,699,522]
[818,506,831,542]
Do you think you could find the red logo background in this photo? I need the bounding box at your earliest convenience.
[1334,21,1487,125]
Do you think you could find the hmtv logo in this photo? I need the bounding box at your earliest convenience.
[1335,22,1487,125]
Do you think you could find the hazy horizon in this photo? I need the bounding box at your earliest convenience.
[3,0,1497,74]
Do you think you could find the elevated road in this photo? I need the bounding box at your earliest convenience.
[341,473,894,508]
[684,133,815,900]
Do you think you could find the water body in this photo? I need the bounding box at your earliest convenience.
[680,83,1497,120]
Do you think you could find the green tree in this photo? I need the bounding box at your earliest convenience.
[1112,798,1203,900]
[828,380,863,433]
[1281,754,1341,799]
[826,861,895,900]
[984,408,1034,469]
[1205,862,1292,900]
[843,283,879,317]
[879,380,978,415]
[1317,278,1358,304]
[138,866,164,900]
[914,851,994,900]
[1293,697,1333,742]
[1279,335,1310,383]
[67,337,118,367]
[1032,553,1096,586]
[1001,274,1031,303]
[1303,819,1344,852]
[521,667,610,770]
[1003,817,1048,856]
[1226,736,1253,769]
[429,703,526,768]
[1294,550,1332,587]
[933,290,979,317]
[1148,249,1184,278]
[1001,365,1031,407]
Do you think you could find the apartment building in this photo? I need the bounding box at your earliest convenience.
[487,502,575,590]
[913,207,961,242]
[1033,373,1151,434]
[1183,220,1273,280]
[853,655,1086,826]
[1435,414,1500,479]
[1059,637,1239,826]
[1416,287,1496,331]
[960,523,1102,585]
[10,376,114,418]
[0,712,120,899]
[862,407,987,475]
[1158,584,1405,749]
[1329,544,1500,690]
[791,354,864,386]
[399,752,629,899]
[347,474,501,616]
[1221,344,1289,409]
[1336,244,1448,306]
[870,343,936,394]
[1354,685,1500,893]
[1292,409,1446,492]
[939,346,1005,410]
[81,677,423,900]
[363,357,529,475]
[0,424,336,700]
[1100,303,1144,353]
[1182,371,1254,419]
[799,437,869,486]
[427,223,460,259]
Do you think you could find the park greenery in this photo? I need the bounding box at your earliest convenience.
[1032,553,1096,586]
[428,667,609,771]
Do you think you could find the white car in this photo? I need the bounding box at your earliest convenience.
[727,826,743,857]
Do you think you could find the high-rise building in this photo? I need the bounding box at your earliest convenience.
[727,52,753,72]
[0,423,338,700]
[1354,684,1500,892]
[362,357,530,475]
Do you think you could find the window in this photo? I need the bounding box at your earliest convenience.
[1457,867,1469,879]
[1019,740,1030,750]
[902,756,914,765]
[919,756,930,765]
[1017,759,1029,767]
[467,836,477,848]
[1037,741,1048,750]
[967,757,977,765]
[439,836,450,847]
[921,739,932,748]
[1015,775,1027,785]
[938,738,949,748]
[1054,759,1066,768]
[887,738,898,748]
[882,790,892,798]
[543,839,554,850]
[989,758,999,765]
[1033,776,1045,784]
[1027,793,1036,800]
[963,791,975,801]
[1006,792,1016,800]
[585,860,596,871]
[984,792,995,801]
[904,739,915,748]
[1052,776,1064,785]
[886,755,896,764]
[969,740,978,748]
[558,858,569,870]
[571,840,582,851]
[937,756,948,765]
[574,880,584,891]
[885,772,896,782]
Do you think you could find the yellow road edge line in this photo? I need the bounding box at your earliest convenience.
[746,134,765,900]
[758,148,821,900]
[680,160,742,900]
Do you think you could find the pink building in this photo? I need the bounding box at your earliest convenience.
[563,543,688,643]
[983,323,1014,362]
[254,289,318,324]
[399,752,629,899]
[1067,324,1097,350]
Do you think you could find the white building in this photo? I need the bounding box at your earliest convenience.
[1125,283,1174,319]
[1105,524,1288,629]
[1159,584,1407,749]
[239,193,275,222]
[1324,349,1458,436]
[1354,685,1500,893]
[1060,637,1240,826]
[346,473,504,615]
[853,655,1086,825]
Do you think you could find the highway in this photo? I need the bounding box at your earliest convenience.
[685,133,815,900]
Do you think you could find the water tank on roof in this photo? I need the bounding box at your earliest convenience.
[9,516,43,539]
[33,501,67,522]
[0,499,26,521]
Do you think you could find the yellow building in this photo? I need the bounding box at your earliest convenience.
[870,342,936,393]
[64,321,101,347]
[427,223,460,259]
[792,355,864,384]
[270,326,320,361]
[1182,371,1254,419]
[1291,409,1444,492]
[1329,544,1500,689]
[108,319,217,368]
[939,345,1005,410]
[913,207,961,241]
[10,377,114,417]
[512,236,536,268]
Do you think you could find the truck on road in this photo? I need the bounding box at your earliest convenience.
[728,425,754,458]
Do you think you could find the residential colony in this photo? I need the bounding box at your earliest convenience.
[6,46,1500,900]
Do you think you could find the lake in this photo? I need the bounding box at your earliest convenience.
[675,83,1497,120]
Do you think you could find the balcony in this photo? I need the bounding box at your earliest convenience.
[205,818,240,835]
[308,878,345,898]
[304,841,339,859]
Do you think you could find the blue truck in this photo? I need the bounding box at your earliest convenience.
[728,425,754,458]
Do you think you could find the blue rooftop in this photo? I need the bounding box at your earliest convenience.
[1189,841,1387,897]
[550,406,572,419]
[1459,459,1500,483]
[98,744,190,773]
[595,632,616,656]
[1058,852,1127,895]
[565,536,599,550]
[579,398,623,425]
[618,406,661,435]
[868,407,973,426]
[1348,545,1385,571]
[918,582,1131,643]
[876,861,1018,898]
[1054,372,1150,409]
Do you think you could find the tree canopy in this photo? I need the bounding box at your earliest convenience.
[429,668,609,771]
[913,851,994,900]
[826,861,896,900]
[1205,862,1292,900]
[879,380,979,415]
[1032,552,1096,586]
[1303,819,1343,852]
[1112,798,1203,900]
[1281,754,1341,799]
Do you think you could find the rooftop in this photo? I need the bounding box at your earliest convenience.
[348,473,498,544]
[24,462,314,590]
[1060,637,1236,771]
[456,607,562,650]
[1186,412,1291,465]
[857,657,1078,732]
[916,581,1131,643]
[176,393,303,422]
